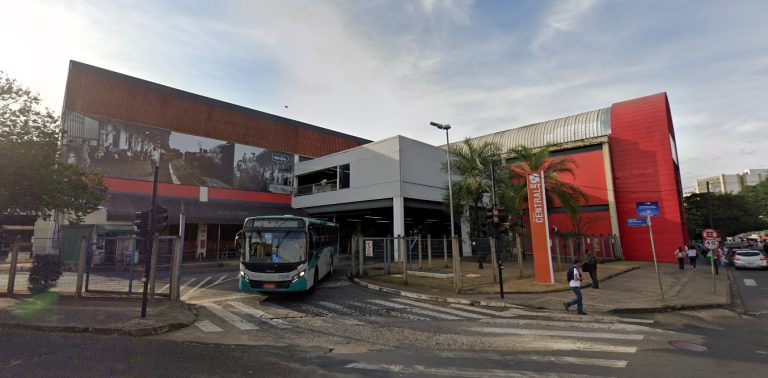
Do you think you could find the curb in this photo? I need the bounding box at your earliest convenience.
[0,303,198,337]
[352,278,522,308]
[607,302,731,314]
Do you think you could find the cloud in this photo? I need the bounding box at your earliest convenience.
[530,0,598,54]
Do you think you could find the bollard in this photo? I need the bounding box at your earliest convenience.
[427,235,432,270]
[75,236,87,298]
[7,237,21,295]
[148,233,160,298]
[490,237,498,283]
[554,235,562,271]
[385,237,391,275]
[351,237,357,277]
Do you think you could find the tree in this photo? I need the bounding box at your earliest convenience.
[444,138,518,237]
[0,72,107,223]
[684,191,767,238]
[506,145,588,230]
[741,180,768,222]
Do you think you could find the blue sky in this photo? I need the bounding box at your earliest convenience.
[1,0,766,190]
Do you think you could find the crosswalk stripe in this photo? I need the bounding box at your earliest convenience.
[300,305,365,325]
[318,301,365,317]
[344,362,609,378]
[347,301,431,320]
[427,351,628,368]
[367,300,460,320]
[204,303,259,330]
[479,318,659,333]
[450,304,516,317]
[226,301,291,328]
[157,283,170,294]
[391,298,487,319]
[468,327,644,340]
[182,276,212,299]
[180,278,196,295]
[744,278,757,286]
[194,320,223,333]
[212,274,228,286]
[496,307,654,324]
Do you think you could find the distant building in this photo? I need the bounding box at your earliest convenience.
[695,169,768,194]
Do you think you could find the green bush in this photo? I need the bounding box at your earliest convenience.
[27,254,63,294]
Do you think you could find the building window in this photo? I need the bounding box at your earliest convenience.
[339,164,350,189]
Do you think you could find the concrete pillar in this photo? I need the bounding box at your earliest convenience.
[602,143,622,248]
[393,196,405,260]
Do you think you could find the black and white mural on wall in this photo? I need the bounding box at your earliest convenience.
[62,111,293,193]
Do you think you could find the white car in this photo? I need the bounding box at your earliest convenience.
[732,250,767,269]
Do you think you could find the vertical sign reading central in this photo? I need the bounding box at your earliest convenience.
[526,171,554,284]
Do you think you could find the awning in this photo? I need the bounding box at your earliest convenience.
[102,193,307,224]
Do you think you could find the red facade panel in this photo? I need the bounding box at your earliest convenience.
[104,177,291,205]
[609,93,686,263]
[549,148,609,207]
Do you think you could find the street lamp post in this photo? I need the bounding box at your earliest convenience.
[430,122,455,238]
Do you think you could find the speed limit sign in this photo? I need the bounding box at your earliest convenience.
[703,239,719,250]
[702,229,719,240]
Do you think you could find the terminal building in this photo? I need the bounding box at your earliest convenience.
[34,61,687,263]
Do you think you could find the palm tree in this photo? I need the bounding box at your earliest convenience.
[443,138,510,237]
[505,145,588,229]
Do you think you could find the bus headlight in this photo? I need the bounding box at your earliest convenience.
[299,271,305,277]
[240,270,249,280]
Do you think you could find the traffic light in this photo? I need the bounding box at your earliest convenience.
[134,210,150,238]
[153,205,168,233]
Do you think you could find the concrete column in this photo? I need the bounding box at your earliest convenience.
[393,196,405,260]
[602,142,622,245]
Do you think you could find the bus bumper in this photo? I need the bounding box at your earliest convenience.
[238,275,309,293]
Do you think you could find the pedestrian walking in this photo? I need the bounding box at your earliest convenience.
[674,246,686,270]
[687,245,698,270]
[563,259,587,315]
[583,249,599,288]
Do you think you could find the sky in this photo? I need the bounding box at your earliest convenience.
[1,0,766,191]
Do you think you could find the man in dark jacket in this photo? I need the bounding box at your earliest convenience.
[583,249,599,289]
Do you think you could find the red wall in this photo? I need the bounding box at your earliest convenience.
[609,93,686,263]
[104,177,292,205]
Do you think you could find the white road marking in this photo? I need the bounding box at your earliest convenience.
[318,301,365,317]
[204,303,259,330]
[191,293,255,305]
[450,304,516,317]
[179,278,196,296]
[194,320,223,333]
[301,304,365,325]
[468,327,644,340]
[744,278,758,287]
[157,283,170,294]
[391,298,487,319]
[368,300,460,320]
[428,351,628,368]
[226,301,291,328]
[497,307,654,324]
[212,274,228,286]
[182,276,212,300]
[479,318,659,333]
[347,301,430,321]
[344,362,609,378]
[320,281,351,288]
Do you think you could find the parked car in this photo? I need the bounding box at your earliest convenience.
[732,249,767,269]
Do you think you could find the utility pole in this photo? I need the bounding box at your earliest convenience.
[490,159,504,299]
[705,182,714,229]
[141,165,159,318]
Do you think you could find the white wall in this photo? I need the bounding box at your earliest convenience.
[399,137,449,203]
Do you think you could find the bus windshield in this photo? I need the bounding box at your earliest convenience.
[242,229,307,264]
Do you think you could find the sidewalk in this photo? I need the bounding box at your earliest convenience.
[0,293,196,336]
[354,261,731,314]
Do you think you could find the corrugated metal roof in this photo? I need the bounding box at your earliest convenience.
[468,107,611,151]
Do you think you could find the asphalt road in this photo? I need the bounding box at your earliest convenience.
[730,265,768,317]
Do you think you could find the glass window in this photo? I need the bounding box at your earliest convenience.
[243,230,306,263]
[339,164,350,189]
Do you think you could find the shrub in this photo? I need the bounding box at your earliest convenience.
[27,254,63,294]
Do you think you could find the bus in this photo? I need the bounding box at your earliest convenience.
[237,215,338,293]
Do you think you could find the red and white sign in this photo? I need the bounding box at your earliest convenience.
[703,239,719,250]
[526,171,554,284]
[702,229,719,240]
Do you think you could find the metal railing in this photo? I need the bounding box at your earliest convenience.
[294,180,338,196]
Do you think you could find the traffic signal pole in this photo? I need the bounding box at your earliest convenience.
[141,165,159,318]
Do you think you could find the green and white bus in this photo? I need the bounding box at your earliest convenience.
[237,215,338,293]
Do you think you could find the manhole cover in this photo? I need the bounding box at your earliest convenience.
[670,341,709,352]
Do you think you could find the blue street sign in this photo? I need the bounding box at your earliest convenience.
[627,218,648,227]
[636,201,660,217]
